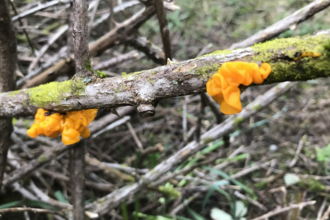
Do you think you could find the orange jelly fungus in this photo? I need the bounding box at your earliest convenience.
[27,108,98,145]
[206,62,271,115]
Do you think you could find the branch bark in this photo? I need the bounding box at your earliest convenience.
[1,32,330,118]
[0,0,17,189]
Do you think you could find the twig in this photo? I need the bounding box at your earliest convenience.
[250,201,316,220]
[126,121,144,150]
[92,116,131,138]
[317,198,327,220]
[28,25,69,71]
[154,0,172,62]
[108,0,116,30]
[0,207,61,215]
[234,191,267,211]
[40,169,115,192]
[11,0,72,22]
[229,0,330,49]
[85,156,135,182]
[93,50,139,70]
[230,160,275,179]
[289,134,306,167]
[129,35,165,65]
[9,1,37,58]
[320,204,330,220]
[170,192,200,215]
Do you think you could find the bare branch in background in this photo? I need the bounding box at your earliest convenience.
[229,0,330,49]
[154,0,172,63]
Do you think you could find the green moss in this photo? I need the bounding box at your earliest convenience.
[83,58,108,78]
[233,117,244,125]
[96,70,107,78]
[195,63,220,79]
[250,34,328,62]
[27,79,86,107]
[83,58,93,72]
[254,181,266,189]
[298,178,326,192]
[121,84,127,90]
[148,76,155,85]
[38,155,47,163]
[8,90,22,97]
[121,71,143,80]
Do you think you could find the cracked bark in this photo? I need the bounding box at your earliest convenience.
[0,0,17,189]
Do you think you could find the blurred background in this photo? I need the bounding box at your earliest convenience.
[2,0,330,219]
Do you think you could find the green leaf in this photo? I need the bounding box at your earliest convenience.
[25,200,57,210]
[54,191,67,203]
[185,201,206,220]
[210,208,232,220]
[284,173,300,186]
[121,203,129,220]
[0,201,23,209]
[234,201,247,218]
[317,144,330,162]
[202,180,230,212]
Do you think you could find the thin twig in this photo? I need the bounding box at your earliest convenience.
[154,0,172,62]
[250,201,316,220]
[0,207,62,215]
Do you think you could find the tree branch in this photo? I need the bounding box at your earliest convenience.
[1,32,330,118]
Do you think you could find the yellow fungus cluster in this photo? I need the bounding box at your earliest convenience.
[206,62,271,115]
[27,108,98,145]
[293,52,321,61]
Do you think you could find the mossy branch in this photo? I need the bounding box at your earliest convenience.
[1,31,330,118]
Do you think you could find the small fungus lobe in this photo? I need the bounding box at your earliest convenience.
[206,62,271,115]
[27,108,98,145]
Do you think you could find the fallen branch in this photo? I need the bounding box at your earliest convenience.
[1,31,329,117]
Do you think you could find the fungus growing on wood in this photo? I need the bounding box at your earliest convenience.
[206,62,271,115]
[27,108,98,145]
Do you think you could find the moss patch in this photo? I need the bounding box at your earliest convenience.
[27,79,86,107]
[8,90,22,97]
[195,63,220,79]
[298,178,327,192]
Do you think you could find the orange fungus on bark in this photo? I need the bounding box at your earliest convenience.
[27,108,98,145]
[206,62,271,115]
